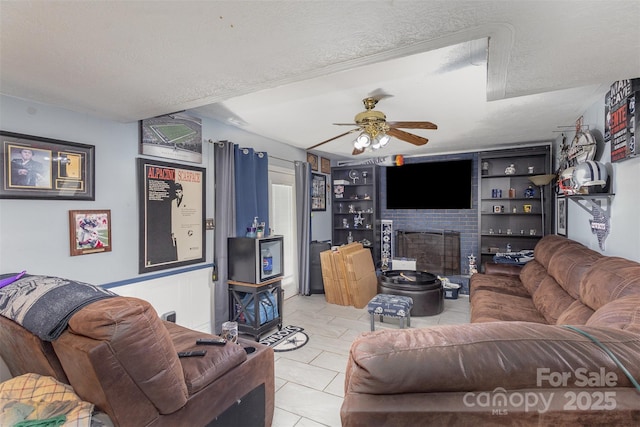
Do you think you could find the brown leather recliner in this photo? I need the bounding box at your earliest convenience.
[1,295,274,427]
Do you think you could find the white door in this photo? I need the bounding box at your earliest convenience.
[269,167,297,299]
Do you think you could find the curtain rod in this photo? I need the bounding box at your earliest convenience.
[207,140,298,165]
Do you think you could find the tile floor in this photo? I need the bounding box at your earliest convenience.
[269,294,471,427]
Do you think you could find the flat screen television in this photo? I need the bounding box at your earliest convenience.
[385,159,473,209]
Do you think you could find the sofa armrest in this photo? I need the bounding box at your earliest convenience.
[345,322,640,395]
[483,262,523,276]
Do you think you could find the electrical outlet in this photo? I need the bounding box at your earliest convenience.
[161,311,176,323]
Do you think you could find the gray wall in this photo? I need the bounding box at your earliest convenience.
[0,95,310,284]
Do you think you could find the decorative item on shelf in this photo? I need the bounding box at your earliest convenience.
[524,185,536,198]
[468,254,478,275]
[507,229,512,235]
[506,243,512,253]
[342,218,349,228]
[362,171,368,184]
[528,166,535,174]
[347,231,354,244]
[363,193,371,200]
[523,204,532,213]
[512,206,517,213]
[334,185,344,198]
[530,229,537,236]
[491,189,503,198]
[508,188,516,198]
[481,161,490,176]
[505,164,516,175]
[338,203,343,213]
[348,169,360,184]
[348,204,355,213]
[489,228,494,234]
[354,213,364,227]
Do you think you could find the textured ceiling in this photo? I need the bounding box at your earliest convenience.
[1,1,639,158]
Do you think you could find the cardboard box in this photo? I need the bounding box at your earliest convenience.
[319,243,373,307]
[344,248,377,308]
[332,243,364,306]
[320,250,340,305]
[392,258,416,270]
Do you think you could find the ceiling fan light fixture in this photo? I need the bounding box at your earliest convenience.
[379,133,391,147]
[355,132,371,149]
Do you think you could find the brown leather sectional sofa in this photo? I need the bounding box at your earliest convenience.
[341,235,640,426]
[0,295,274,427]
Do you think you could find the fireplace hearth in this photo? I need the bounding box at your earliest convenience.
[396,230,460,275]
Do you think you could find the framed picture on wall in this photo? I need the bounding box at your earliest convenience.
[140,113,203,164]
[321,157,331,174]
[137,158,206,273]
[556,196,567,236]
[69,209,112,256]
[307,153,319,171]
[0,131,95,200]
[311,173,326,211]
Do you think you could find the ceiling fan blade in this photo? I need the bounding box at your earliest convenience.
[307,128,360,150]
[367,88,394,102]
[387,128,429,146]
[352,147,365,155]
[388,121,438,130]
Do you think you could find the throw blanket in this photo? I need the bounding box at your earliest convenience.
[492,250,535,265]
[0,373,94,427]
[0,273,116,341]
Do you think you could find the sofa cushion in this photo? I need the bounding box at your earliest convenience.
[586,295,640,334]
[163,321,247,395]
[532,276,575,324]
[532,235,579,269]
[555,300,594,325]
[469,272,531,299]
[345,322,640,395]
[471,291,547,323]
[547,245,602,299]
[580,257,640,310]
[67,296,189,414]
[518,260,547,295]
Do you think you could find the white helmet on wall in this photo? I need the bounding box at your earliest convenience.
[558,167,576,195]
[572,160,608,193]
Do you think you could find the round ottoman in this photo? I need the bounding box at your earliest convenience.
[377,270,444,316]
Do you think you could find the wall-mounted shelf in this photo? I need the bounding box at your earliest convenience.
[568,193,615,215]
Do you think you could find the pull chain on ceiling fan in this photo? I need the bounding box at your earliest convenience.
[308,95,437,155]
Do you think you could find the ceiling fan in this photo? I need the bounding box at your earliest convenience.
[308,95,438,155]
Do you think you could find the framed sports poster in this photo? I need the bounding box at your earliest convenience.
[69,209,112,256]
[1,131,95,200]
[311,173,326,211]
[137,158,205,273]
[140,113,203,163]
[556,196,567,236]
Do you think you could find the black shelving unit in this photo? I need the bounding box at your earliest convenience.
[331,165,380,265]
[228,277,283,341]
[478,146,552,269]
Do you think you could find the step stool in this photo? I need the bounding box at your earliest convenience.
[367,294,413,331]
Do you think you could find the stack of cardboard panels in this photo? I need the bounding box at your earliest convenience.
[319,243,378,308]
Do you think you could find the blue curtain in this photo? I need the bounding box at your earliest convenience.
[234,147,269,237]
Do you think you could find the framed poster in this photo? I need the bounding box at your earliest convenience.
[140,113,203,163]
[137,158,205,273]
[69,210,112,256]
[1,131,95,200]
[556,196,567,236]
[307,153,319,171]
[311,173,326,211]
[321,157,331,174]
